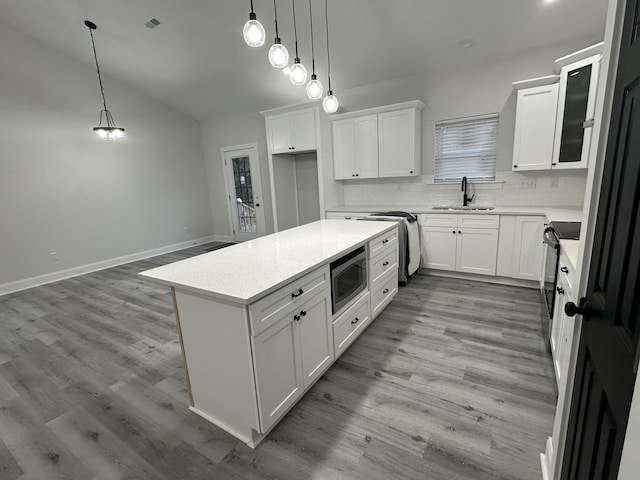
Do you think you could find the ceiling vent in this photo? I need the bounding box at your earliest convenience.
[145,18,161,29]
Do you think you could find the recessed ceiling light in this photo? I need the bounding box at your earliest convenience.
[145,18,161,29]
[458,39,475,49]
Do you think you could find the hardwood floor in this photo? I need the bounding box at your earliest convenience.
[0,243,557,479]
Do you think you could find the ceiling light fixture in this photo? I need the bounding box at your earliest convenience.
[305,0,323,99]
[322,0,338,113]
[85,20,125,140]
[268,0,289,67]
[243,0,266,47]
[288,0,308,85]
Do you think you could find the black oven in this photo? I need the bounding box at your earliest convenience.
[542,221,581,345]
[330,246,367,315]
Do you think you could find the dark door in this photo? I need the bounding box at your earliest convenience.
[561,1,640,478]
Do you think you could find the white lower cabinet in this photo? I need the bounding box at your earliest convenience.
[420,214,499,276]
[252,287,333,432]
[333,292,371,358]
[550,251,577,386]
[512,216,546,280]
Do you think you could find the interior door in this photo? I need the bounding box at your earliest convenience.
[561,1,640,476]
[222,145,266,242]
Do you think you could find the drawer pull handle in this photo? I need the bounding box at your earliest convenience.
[300,310,307,317]
[291,289,304,298]
[351,317,360,325]
[382,239,389,244]
[561,266,569,273]
[383,288,389,294]
[383,261,389,267]
[294,314,301,321]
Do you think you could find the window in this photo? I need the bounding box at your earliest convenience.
[434,113,499,182]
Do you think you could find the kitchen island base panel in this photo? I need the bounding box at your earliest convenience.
[188,406,265,449]
[175,290,260,440]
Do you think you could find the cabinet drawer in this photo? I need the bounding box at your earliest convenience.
[249,266,329,336]
[369,229,398,259]
[333,292,371,358]
[558,262,575,294]
[370,246,399,284]
[457,215,499,229]
[371,271,398,318]
[419,214,457,228]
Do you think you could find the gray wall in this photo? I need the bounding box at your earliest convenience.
[0,23,214,286]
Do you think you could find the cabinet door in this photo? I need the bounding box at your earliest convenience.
[511,216,545,281]
[290,109,316,152]
[252,314,303,432]
[297,289,333,389]
[552,54,601,169]
[332,119,356,179]
[268,113,293,154]
[354,115,379,179]
[421,227,457,271]
[456,228,498,276]
[378,109,419,177]
[512,85,558,171]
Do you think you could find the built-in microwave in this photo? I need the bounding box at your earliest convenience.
[330,246,367,315]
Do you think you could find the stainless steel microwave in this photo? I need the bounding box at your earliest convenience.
[330,246,367,315]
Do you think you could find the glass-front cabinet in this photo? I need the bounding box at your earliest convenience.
[552,54,601,169]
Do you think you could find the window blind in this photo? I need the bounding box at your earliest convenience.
[434,113,499,182]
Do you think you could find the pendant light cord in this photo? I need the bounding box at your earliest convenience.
[292,0,299,58]
[88,28,108,112]
[250,0,255,14]
[273,0,280,38]
[325,0,331,90]
[308,0,315,74]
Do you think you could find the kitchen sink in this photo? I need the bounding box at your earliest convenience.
[431,205,495,211]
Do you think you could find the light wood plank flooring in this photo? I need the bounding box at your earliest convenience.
[0,243,557,479]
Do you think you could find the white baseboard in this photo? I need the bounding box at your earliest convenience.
[0,235,220,296]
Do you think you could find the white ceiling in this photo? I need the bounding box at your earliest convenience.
[0,0,608,121]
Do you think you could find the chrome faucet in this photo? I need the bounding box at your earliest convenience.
[461,176,474,206]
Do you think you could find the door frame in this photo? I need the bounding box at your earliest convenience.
[220,143,267,242]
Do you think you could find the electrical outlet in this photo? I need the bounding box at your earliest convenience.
[183,226,189,234]
[519,178,536,189]
[550,178,559,188]
[50,252,59,261]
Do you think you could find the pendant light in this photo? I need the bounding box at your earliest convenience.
[85,20,125,140]
[322,0,339,113]
[288,0,308,85]
[268,0,289,68]
[243,0,266,47]
[305,0,323,99]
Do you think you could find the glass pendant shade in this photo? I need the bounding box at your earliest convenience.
[269,40,289,68]
[323,91,339,113]
[289,60,307,85]
[306,74,323,99]
[243,17,265,47]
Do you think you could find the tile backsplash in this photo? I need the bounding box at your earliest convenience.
[342,170,587,208]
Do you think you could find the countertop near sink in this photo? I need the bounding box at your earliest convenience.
[325,205,584,223]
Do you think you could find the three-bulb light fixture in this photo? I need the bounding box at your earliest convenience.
[243,0,338,113]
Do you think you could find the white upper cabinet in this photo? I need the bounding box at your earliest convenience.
[512,83,559,171]
[266,108,317,154]
[332,115,378,179]
[552,54,601,170]
[332,101,424,180]
[378,109,421,177]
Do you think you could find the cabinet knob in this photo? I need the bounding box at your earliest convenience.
[410,170,413,174]
[352,174,355,177]
[300,310,307,317]
[560,266,569,273]
[458,230,462,234]
[552,163,557,166]
[382,239,389,244]
[513,165,518,168]
[452,230,456,234]
[383,261,389,266]
[291,288,304,298]
[355,173,359,177]
[556,286,565,295]
[383,288,389,294]
[351,317,360,325]
[345,216,352,220]
[294,314,301,321]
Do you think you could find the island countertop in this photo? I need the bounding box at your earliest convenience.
[139,219,398,305]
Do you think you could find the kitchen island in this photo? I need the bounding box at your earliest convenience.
[139,219,399,447]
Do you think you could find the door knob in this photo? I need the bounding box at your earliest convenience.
[565,298,592,319]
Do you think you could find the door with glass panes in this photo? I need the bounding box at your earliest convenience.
[222,144,266,241]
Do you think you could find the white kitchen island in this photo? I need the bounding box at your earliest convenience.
[139,219,399,448]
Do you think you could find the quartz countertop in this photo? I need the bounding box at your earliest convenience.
[139,219,397,305]
[326,205,584,223]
